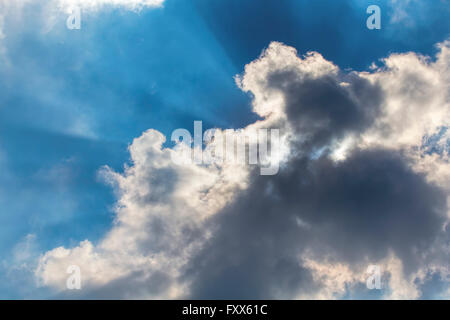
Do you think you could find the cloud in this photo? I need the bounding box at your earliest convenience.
[186,148,447,299]
[36,128,249,298]
[389,0,415,24]
[35,41,450,299]
[0,0,164,63]
[56,0,164,11]
[0,0,31,63]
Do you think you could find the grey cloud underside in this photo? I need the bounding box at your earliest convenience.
[50,46,449,299]
[185,70,448,299]
[187,149,447,298]
[269,70,385,157]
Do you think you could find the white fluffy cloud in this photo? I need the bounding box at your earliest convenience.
[360,41,450,224]
[361,42,450,150]
[35,41,450,299]
[36,129,250,298]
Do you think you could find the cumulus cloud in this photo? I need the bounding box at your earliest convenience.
[36,128,249,298]
[35,41,450,299]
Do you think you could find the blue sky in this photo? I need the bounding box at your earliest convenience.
[0,0,449,299]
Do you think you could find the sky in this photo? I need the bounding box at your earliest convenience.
[0,0,449,299]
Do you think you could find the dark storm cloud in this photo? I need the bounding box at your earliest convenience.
[184,68,447,299]
[35,39,449,299]
[186,148,447,298]
[267,70,383,151]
